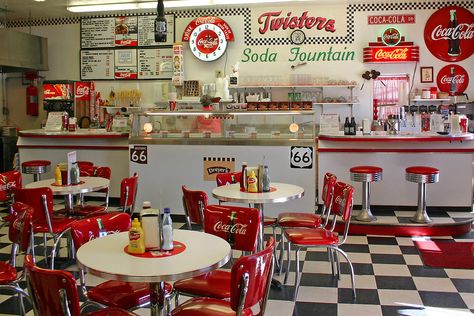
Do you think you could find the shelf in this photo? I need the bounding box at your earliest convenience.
[313,102,359,105]
[411,99,450,102]
[230,84,357,89]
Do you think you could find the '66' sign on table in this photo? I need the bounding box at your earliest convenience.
[424,5,474,62]
[182,16,234,62]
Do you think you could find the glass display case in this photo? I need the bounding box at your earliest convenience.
[130,110,315,144]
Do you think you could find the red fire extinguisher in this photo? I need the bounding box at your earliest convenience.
[26,82,38,116]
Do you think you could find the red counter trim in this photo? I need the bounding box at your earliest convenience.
[318,135,474,142]
[17,145,129,150]
[318,148,474,153]
[19,133,128,139]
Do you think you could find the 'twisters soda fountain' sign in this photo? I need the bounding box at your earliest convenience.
[424,5,474,62]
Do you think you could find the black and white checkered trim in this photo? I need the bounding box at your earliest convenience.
[174,8,249,19]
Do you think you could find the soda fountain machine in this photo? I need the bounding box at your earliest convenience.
[43,80,75,116]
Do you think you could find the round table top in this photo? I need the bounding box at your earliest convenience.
[76,230,231,283]
[24,176,109,195]
[212,182,304,204]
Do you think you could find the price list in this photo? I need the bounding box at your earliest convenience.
[137,15,175,47]
[81,18,115,48]
[81,50,114,80]
[138,48,173,79]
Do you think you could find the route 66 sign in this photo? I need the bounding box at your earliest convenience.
[130,146,147,164]
[182,16,235,62]
[290,146,313,169]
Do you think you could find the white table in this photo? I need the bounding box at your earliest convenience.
[76,230,231,316]
[212,182,304,250]
[25,176,109,215]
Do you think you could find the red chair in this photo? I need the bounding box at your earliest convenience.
[284,182,356,300]
[0,170,22,226]
[12,186,77,269]
[24,254,137,316]
[120,173,139,215]
[78,161,95,176]
[74,166,112,216]
[181,185,208,229]
[0,202,33,315]
[172,237,275,316]
[278,172,337,273]
[173,204,260,303]
[215,171,242,187]
[69,212,174,312]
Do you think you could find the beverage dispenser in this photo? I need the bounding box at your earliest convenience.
[43,80,75,117]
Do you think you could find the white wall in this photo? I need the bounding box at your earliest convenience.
[2,1,473,131]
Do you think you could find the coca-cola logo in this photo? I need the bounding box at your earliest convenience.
[374,48,408,60]
[257,11,336,34]
[75,85,89,98]
[424,6,474,62]
[436,64,469,96]
[195,16,219,25]
[381,27,401,46]
[213,221,247,235]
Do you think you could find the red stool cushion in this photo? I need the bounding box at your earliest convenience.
[285,228,339,246]
[406,166,439,175]
[174,270,231,299]
[350,166,382,174]
[0,262,17,283]
[278,212,322,228]
[263,216,277,227]
[88,280,171,310]
[21,160,51,167]
[88,307,137,316]
[173,297,253,316]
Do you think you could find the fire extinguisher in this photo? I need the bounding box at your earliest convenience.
[26,81,38,116]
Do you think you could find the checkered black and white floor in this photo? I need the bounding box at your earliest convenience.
[0,200,473,316]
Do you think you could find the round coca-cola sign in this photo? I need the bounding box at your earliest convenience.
[382,27,401,46]
[424,6,474,62]
[436,64,469,96]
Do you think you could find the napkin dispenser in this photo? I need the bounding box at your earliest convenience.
[141,209,162,250]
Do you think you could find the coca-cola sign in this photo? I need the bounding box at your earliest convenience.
[363,46,419,63]
[213,221,247,235]
[75,82,90,101]
[381,27,401,46]
[424,5,474,62]
[436,64,469,96]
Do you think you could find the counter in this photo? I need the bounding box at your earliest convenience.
[318,133,474,209]
[17,129,129,198]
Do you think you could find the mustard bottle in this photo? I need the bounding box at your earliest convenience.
[247,170,258,193]
[128,218,145,254]
[54,165,62,185]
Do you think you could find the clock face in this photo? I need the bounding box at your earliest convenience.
[290,30,306,45]
[189,23,227,62]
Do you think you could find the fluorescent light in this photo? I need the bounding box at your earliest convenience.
[68,3,141,12]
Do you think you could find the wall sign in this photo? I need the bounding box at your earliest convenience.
[290,147,313,169]
[381,27,401,46]
[203,157,235,181]
[363,32,419,63]
[436,64,469,96]
[182,16,234,62]
[130,146,148,164]
[424,5,474,62]
[368,14,415,25]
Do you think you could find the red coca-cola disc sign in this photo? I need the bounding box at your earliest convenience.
[424,6,474,62]
[436,64,469,96]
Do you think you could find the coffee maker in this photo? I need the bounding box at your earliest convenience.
[455,102,474,133]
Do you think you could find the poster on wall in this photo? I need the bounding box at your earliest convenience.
[138,14,175,46]
[138,48,173,79]
[424,5,474,62]
[115,16,138,47]
[81,17,115,49]
[80,50,114,80]
[114,49,138,79]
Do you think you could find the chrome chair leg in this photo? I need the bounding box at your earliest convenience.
[284,241,291,285]
[336,248,356,299]
[294,248,301,301]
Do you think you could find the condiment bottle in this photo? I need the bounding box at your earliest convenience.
[247,170,258,193]
[97,218,107,238]
[128,218,145,254]
[54,165,62,185]
[240,162,247,191]
[344,117,350,135]
[161,208,173,251]
[262,165,270,192]
[70,162,79,185]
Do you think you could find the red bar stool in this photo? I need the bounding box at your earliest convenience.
[406,166,439,223]
[21,160,51,182]
[350,165,382,222]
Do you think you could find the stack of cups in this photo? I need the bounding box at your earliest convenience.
[169,92,177,111]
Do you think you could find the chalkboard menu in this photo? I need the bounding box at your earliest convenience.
[80,14,175,80]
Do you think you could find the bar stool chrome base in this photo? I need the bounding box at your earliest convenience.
[356,208,377,222]
[21,160,51,182]
[350,166,382,223]
[406,167,439,224]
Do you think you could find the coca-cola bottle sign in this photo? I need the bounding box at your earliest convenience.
[436,64,469,96]
[424,5,474,62]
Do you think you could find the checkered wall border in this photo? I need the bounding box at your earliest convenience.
[5,1,473,45]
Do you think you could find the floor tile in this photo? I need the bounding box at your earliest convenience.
[377,289,423,306]
[413,277,457,292]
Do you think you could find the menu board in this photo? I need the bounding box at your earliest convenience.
[115,49,138,79]
[115,16,138,47]
[81,50,114,80]
[138,15,175,47]
[81,18,115,48]
[138,48,173,79]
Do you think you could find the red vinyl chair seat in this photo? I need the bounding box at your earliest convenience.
[278,212,322,228]
[88,280,172,310]
[285,228,339,246]
[405,166,439,175]
[88,307,137,316]
[350,165,383,174]
[263,216,277,226]
[32,217,76,234]
[0,261,17,283]
[172,296,253,316]
[71,204,107,217]
[173,270,231,300]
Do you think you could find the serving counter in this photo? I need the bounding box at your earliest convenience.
[17,129,129,197]
[129,110,317,217]
[318,133,474,209]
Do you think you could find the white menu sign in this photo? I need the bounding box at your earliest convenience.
[81,18,115,48]
[81,50,114,80]
[137,15,175,47]
[138,48,173,79]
